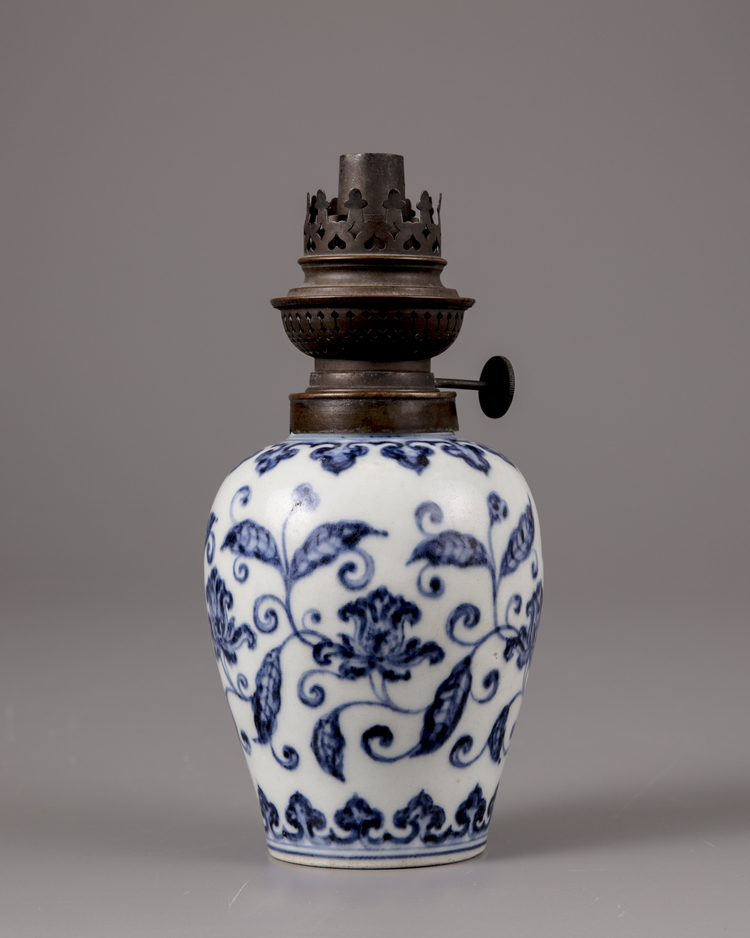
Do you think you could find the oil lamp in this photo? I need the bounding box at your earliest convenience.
[204,153,543,868]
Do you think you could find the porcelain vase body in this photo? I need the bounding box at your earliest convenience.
[204,432,543,868]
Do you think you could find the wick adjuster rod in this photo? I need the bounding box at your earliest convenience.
[435,356,515,420]
[435,378,486,390]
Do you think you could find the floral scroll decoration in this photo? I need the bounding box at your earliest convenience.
[206,482,387,769]
[344,492,542,775]
[258,782,495,851]
[206,480,541,781]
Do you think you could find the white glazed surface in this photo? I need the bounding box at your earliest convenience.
[204,433,543,868]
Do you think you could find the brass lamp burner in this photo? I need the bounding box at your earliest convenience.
[271,153,512,433]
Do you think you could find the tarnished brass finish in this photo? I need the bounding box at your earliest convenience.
[272,238,473,362]
[272,154,511,433]
[277,304,468,361]
[290,389,458,434]
[281,255,458,299]
[290,359,458,433]
[298,154,444,260]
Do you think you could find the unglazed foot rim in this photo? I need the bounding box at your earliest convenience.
[268,840,487,869]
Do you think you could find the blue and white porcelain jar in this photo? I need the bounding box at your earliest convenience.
[204,154,543,868]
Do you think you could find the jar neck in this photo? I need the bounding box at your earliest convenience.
[289,359,458,434]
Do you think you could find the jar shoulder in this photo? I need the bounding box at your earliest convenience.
[207,433,541,576]
[214,433,532,499]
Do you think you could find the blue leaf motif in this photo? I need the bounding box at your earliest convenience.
[206,567,256,664]
[453,784,489,837]
[222,520,282,570]
[255,442,299,475]
[255,783,496,848]
[408,531,489,569]
[525,581,543,659]
[439,441,491,474]
[290,522,387,582]
[310,442,368,475]
[205,512,217,563]
[284,792,327,842]
[392,791,447,844]
[252,647,282,744]
[257,785,280,834]
[504,581,543,669]
[311,708,346,781]
[499,504,535,577]
[412,656,472,756]
[332,796,385,844]
[380,442,434,474]
[488,701,512,764]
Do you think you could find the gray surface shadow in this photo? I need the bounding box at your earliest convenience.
[486,776,750,860]
[6,775,750,866]
[4,794,264,866]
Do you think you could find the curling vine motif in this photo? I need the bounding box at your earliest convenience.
[206,478,541,782]
[207,481,386,771]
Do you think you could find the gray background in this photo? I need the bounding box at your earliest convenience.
[1,1,748,935]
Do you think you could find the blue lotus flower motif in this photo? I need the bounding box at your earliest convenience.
[206,566,256,664]
[314,586,444,682]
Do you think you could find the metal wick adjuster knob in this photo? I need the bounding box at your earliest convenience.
[435,356,515,419]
